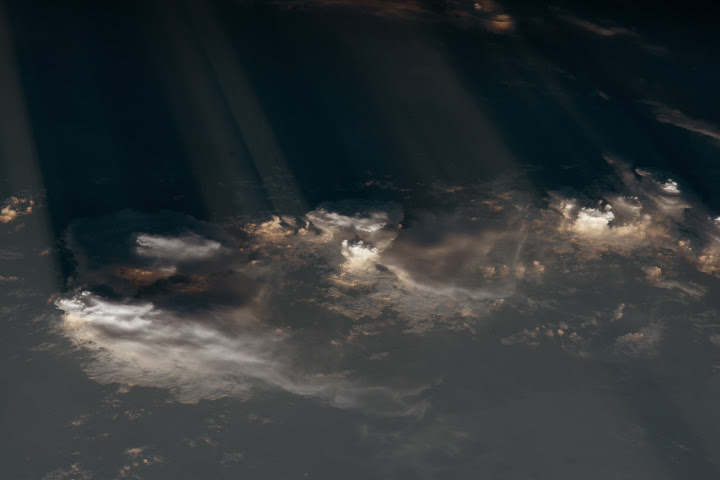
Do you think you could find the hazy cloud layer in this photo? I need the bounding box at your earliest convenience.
[54,160,720,408]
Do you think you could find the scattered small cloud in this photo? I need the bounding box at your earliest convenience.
[0,196,34,223]
[118,446,164,478]
[42,463,92,480]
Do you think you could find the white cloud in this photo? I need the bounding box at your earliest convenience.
[660,179,680,193]
[240,201,514,329]
[135,233,224,261]
[307,209,390,233]
[55,290,426,415]
[341,238,379,269]
[550,193,664,253]
[546,160,708,264]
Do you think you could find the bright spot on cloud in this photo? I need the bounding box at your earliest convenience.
[0,196,34,223]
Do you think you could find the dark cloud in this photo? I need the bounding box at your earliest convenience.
[647,101,720,144]
[558,14,640,38]
[555,11,668,54]
[270,0,515,33]
[64,211,249,307]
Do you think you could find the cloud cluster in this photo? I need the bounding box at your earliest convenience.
[53,160,720,405]
[55,210,430,413]
[546,158,720,281]
[237,196,536,336]
[0,196,34,223]
[494,159,720,359]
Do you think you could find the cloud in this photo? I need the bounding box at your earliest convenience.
[558,14,638,38]
[52,160,720,407]
[493,158,720,360]
[646,101,720,143]
[0,196,33,223]
[307,201,401,234]
[549,193,664,253]
[642,265,706,297]
[613,324,664,359]
[555,12,667,54]
[270,0,515,33]
[542,158,714,265]
[118,446,163,478]
[56,289,427,415]
[380,212,528,299]
[134,233,224,261]
[55,211,431,414]
[41,463,92,480]
[274,198,535,334]
[57,288,268,375]
[63,210,241,300]
[238,200,516,329]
